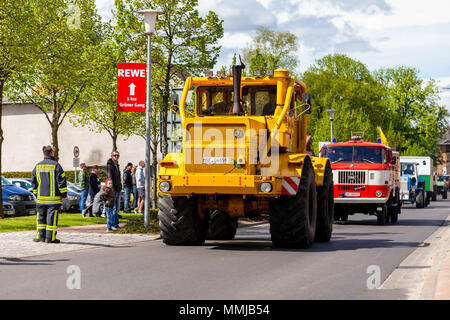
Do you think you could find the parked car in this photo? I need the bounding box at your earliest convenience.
[9,178,36,201]
[62,182,82,212]
[2,202,15,217]
[1,176,36,216]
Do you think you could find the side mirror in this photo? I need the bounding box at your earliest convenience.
[171,93,179,106]
[302,93,312,114]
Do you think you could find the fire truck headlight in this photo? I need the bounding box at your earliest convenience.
[375,190,383,198]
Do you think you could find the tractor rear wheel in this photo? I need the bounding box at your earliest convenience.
[206,210,238,240]
[158,194,208,245]
[269,158,317,248]
[315,161,334,242]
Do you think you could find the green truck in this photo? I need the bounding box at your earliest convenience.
[400,156,437,205]
[436,175,448,199]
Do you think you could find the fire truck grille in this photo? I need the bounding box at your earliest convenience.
[338,171,366,184]
[338,185,366,191]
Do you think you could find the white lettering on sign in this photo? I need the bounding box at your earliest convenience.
[118,69,146,78]
[129,83,136,96]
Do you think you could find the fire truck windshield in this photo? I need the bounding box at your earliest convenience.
[401,163,415,175]
[323,146,385,164]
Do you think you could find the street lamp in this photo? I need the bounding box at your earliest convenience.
[325,109,337,142]
[138,9,163,227]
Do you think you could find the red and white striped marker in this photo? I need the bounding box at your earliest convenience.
[281,177,300,195]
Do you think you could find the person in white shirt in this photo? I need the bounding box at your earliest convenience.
[135,161,146,214]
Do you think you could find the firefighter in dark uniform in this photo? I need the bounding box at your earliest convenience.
[31,146,67,243]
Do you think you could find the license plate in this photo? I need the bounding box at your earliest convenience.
[344,192,360,197]
[202,157,230,165]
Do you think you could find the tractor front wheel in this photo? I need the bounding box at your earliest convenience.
[206,210,238,240]
[315,161,334,242]
[269,158,317,248]
[158,194,208,245]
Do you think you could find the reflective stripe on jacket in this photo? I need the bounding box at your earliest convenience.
[31,156,68,205]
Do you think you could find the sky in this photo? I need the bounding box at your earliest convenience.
[95,0,450,111]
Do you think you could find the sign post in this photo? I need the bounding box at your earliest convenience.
[73,146,80,184]
[117,63,147,113]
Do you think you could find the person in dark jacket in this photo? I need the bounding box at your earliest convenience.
[100,179,118,232]
[87,165,101,216]
[106,151,122,228]
[79,163,89,216]
[31,146,67,243]
[123,162,133,213]
[131,166,138,210]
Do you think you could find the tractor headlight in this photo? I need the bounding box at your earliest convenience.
[159,181,171,192]
[260,182,273,193]
[375,190,383,198]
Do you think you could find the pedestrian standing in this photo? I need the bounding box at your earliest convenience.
[78,163,90,216]
[131,166,138,210]
[31,146,67,243]
[106,151,122,228]
[135,160,145,214]
[123,162,134,213]
[88,165,101,216]
[100,179,118,232]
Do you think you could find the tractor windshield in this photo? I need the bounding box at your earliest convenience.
[196,85,277,116]
[401,163,415,175]
[322,146,386,164]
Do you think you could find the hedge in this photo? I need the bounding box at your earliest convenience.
[2,170,108,183]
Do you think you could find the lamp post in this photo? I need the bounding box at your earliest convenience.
[138,9,163,227]
[325,109,337,142]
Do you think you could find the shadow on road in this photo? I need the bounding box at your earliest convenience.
[337,219,448,227]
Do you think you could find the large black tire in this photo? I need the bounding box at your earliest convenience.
[206,210,238,240]
[158,193,208,245]
[416,191,425,208]
[432,191,437,201]
[269,158,317,248]
[443,189,448,199]
[377,203,388,225]
[315,162,334,242]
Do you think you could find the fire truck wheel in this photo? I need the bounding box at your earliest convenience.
[315,162,334,242]
[270,158,317,248]
[158,193,208,245]
[206,210,238,240]
[377,204,388,225]
[416,191,425,208]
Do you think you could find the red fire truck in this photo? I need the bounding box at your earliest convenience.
[320,136,401,225]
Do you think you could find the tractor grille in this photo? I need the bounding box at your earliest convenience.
[338,185,366,191]
[400,177,409,192]
[338,171,366,185]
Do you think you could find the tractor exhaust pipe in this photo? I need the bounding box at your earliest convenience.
[232,55,245,115]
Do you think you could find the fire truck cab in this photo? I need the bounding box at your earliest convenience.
[320,136,401,225]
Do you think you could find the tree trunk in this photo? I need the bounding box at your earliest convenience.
[51,120,60,162]
[0,81,4,218]
[112,131,118,152]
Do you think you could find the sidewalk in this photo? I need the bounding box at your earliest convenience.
[380,213,450,299]
[0,223,159,260]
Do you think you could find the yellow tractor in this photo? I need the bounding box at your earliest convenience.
[157,60,334,248]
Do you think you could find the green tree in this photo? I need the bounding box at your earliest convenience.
[375,66,448,160]
[243,27,298,74]
[0,0,63,218]
[6,0,103,161]
[302,54,385,154]
[113,0,224,157]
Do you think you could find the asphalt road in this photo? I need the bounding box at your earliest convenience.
[0,198,449,300]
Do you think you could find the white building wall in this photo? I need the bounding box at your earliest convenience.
[1,103,161,174]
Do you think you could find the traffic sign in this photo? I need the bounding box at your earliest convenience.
[73,157,80,168]
[117,63,147,112]
[73,146,80,158]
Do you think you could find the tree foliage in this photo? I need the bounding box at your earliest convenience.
[243,27,298,74]
[303,54,448,160]
[6,0,103,161]
[112,0,224,157]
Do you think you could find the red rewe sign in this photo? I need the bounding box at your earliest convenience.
[117,63,147,112]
